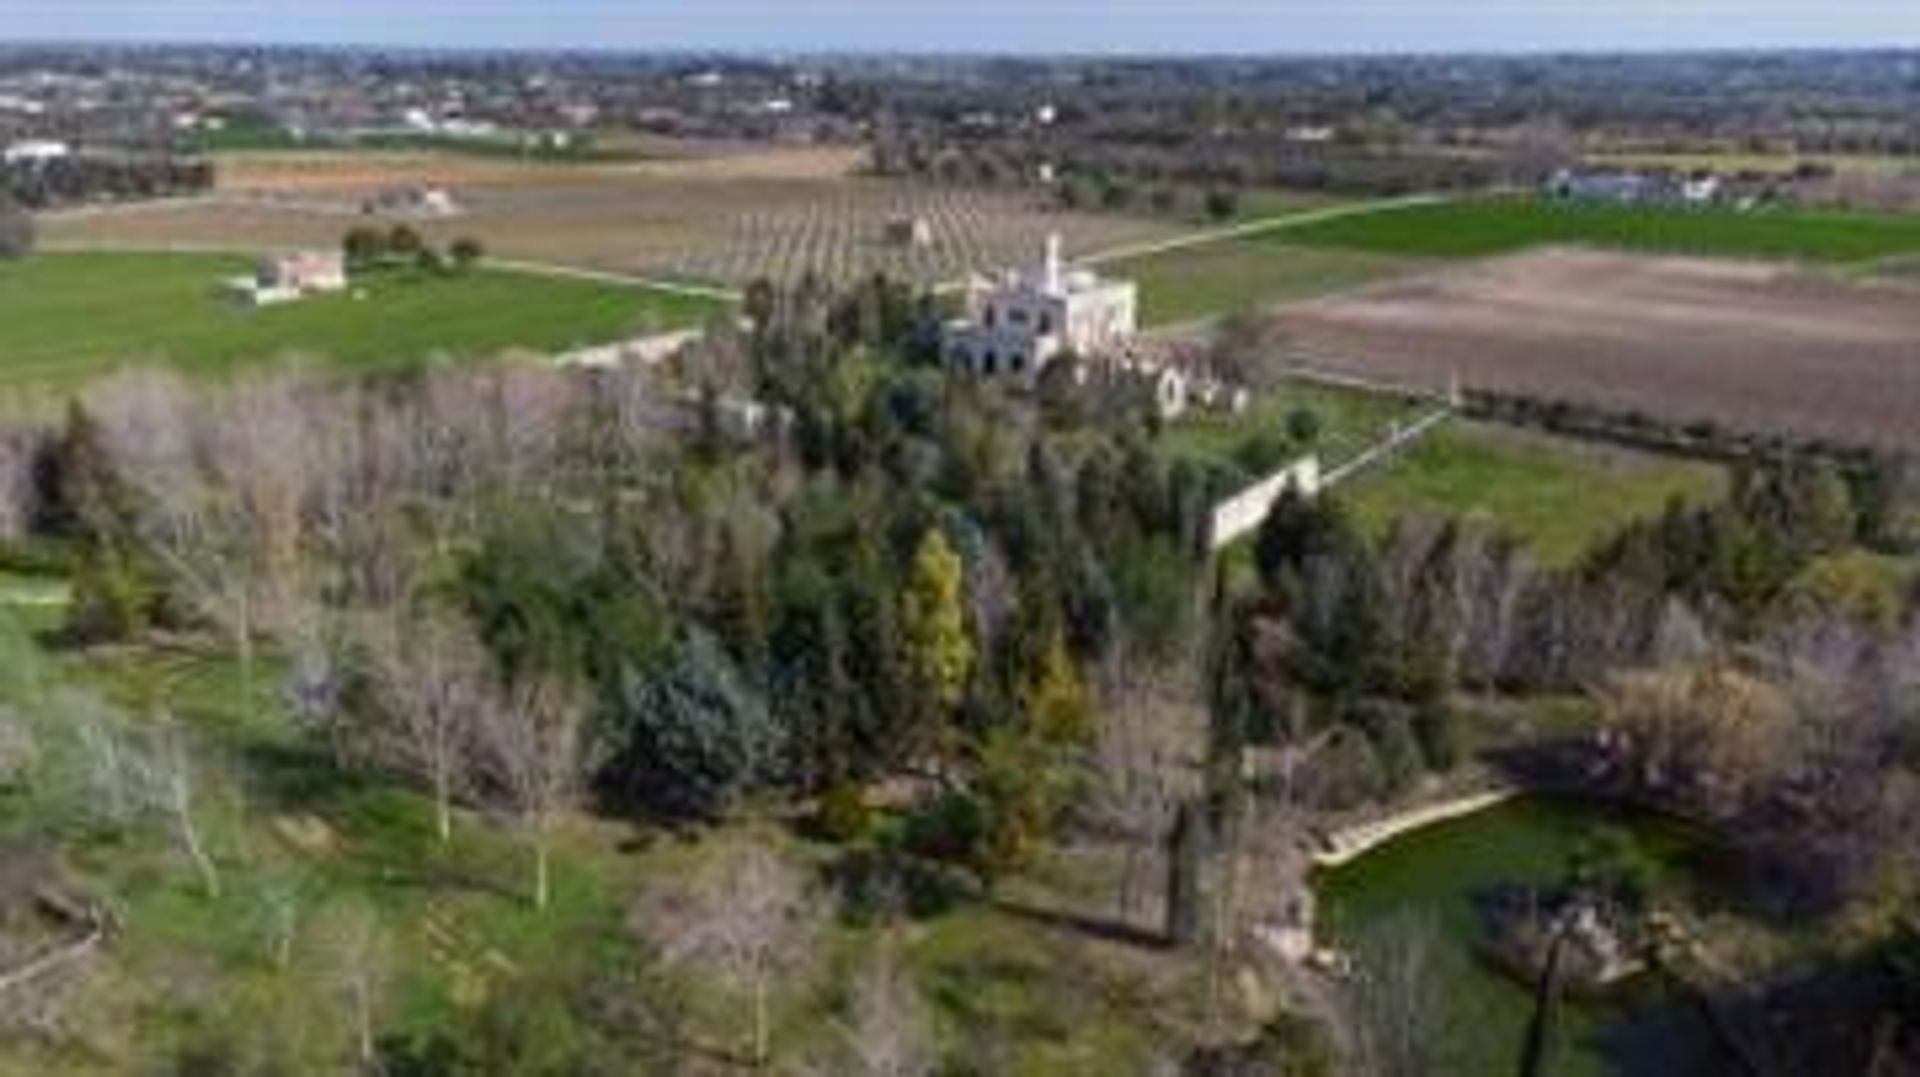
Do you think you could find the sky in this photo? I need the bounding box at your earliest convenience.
[3,1,1919,55]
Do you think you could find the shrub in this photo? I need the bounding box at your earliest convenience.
[1235,430,1294,475]
[600,629,785,822]
[450,237,485,273]
[1285,407,1323,447]
[811,780,874,843]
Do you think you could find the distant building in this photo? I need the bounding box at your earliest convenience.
[943,234,1137,381]
[364,185,462,218]
[883,214,933,248]
[1681,174,1723,205]
[1544,168,1670,204]
[2,139,70,165]
[226,250,348,306]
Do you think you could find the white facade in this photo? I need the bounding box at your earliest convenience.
[943,235,1137,382]
[3,139,70,165]
[227,250,349,307]
[1207,456,1323,551]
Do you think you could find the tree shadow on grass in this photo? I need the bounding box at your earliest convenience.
[239,739,523,902]
[1583,981,1744,1077]
[986,893,1173,952]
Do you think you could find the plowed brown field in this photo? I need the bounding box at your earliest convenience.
[1277,249,1920,451]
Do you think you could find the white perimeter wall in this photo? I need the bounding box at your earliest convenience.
[1208,455,1321,552]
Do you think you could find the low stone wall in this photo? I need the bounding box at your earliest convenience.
[551,328,704,370]
[1310,785,1520,868]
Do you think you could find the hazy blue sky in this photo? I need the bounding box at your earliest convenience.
[4,1,1918,54]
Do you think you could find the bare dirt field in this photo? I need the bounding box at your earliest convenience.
[42,147,1180,289]
[1276,248,1920,451]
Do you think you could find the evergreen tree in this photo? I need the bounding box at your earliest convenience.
[604,629,782,821]
[1019,628,1090,746]
[901,527,974,727]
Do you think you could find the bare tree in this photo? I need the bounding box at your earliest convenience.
[636,836,828,1067]
[839,936,934,1077]
[360,604,491,845]
[312,898,389,1068]
[1596,663,1791,813]
[89,374,272,704]
[125,715,221,898]
[251,868,303,970]
[0,430,43,543]
[1089,657,1199,929]
[476,674,587,911]
[1345,912,1449,1077]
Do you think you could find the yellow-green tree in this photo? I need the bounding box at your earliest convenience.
[1021,628,1091,746]
[902,528,973,720]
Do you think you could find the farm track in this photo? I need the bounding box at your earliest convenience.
[1079,193,1449,267]
[484,258,742,302]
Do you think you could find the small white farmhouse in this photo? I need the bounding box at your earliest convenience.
[943,234,1137,382]
[226,250,349,307]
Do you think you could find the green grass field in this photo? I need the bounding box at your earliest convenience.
[1157,379,1431,478]
[1109,240,1419,326]
[1280,196,1920,263]
[1341,422,1727,565]
[0,252,723,387]
[1584,150,1920,176]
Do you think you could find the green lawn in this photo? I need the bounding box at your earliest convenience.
[1341,422,1727,566]
[1280,196,1920,263]
[1110,240,1419,326]
[0,251,723,387]
[1157,379,1430,478]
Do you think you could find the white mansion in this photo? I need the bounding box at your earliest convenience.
[942,235,1137,381]
[942,235,1245,420]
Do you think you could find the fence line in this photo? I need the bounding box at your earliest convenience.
[1321,406,1453,489]
[1202,395,1454,552]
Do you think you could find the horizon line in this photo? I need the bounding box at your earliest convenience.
[4,37,1919,61]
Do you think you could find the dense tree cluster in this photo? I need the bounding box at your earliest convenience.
[1228,456,1920,917]
[0,192,30,260]
[3,154,213,210]
[18,275,1227,896]
[342,225,485,276]
[877,133,1533,201]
